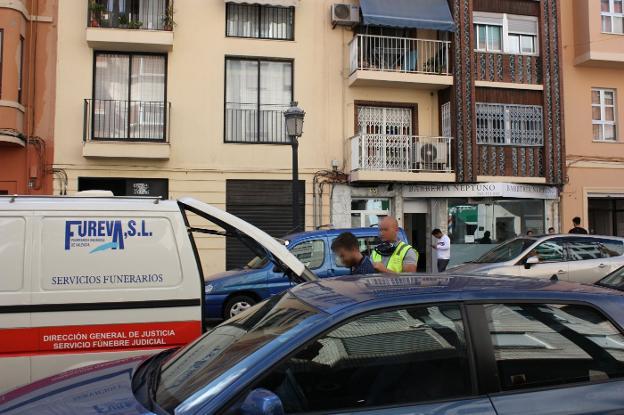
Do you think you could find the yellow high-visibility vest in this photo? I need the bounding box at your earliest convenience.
[371,241,416,273]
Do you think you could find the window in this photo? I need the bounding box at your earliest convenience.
[602,0,624,34]
[89,0,169,30]
[0,29,3,97]
[250,304,473,413]
[567,237,624,260]
[333,235,381,267]
[225,58,292,144]
[290,239,325,269]
[592,89,617,141]
[351,198,391,227]
[226,3,294,40]
[77,177,168,199]
[531,239,565,262]
[589,198,624,236]
[92,52,167,141]
[485,303,624,391]
[476,103,544,146]
[475,24,502,52]
[17,36,23,103]
[474,12,538,56]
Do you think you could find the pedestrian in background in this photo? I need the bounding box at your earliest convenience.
[480,231,492,244]
[331,232,375,275]
[527,230,534,236]
[372,216,418,274]
[569,217,588,234]
[431,228,451,272]
[548,227,556,234]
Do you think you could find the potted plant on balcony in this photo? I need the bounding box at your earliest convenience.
[161,3,176,31]
[128,19,144,29]
[117,14,129,28]
[88,0,105,27]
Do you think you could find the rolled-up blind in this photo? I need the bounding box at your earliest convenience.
[473,12,503,26]
[508,16,538,34]
[226,0,299,6]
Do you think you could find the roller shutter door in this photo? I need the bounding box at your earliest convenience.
[226,179,305,270]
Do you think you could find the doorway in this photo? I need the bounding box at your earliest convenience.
[404,213,427,272]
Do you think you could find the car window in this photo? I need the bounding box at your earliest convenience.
[245,304,473,413]
[599,266,624,291]
[333,235,381,267]
[597,239,624,258]
[290,239,325,269]
[474,238,535,263]
[485,303,624,391]
[532,240,566,262]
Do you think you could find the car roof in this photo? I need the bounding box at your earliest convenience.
[290,273,624,315]
[283,227,385,240]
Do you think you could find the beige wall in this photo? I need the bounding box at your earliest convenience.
[573,0,624,65]
[561,0,624,230]
[54,0,442,274]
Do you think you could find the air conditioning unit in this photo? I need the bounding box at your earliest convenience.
[331,3,360,27]
[415,141,449,167]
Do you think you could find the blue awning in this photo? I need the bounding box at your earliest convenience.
[360,0,456,32]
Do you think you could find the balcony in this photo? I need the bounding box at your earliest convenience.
[348,34,453,89]
[82,99,171,159]
[225,104,290,144]
[86,0,174,52]
[349,134,455,182]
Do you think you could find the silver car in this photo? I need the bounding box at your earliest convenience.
[449,234,624,283]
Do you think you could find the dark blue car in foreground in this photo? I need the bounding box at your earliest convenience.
[204,227,408,320]
[3,273,624,415]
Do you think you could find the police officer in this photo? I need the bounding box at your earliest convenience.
[372,216,418,273]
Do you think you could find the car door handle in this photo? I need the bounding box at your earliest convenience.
[557,269,567,274]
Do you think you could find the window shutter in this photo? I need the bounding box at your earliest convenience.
[508,16,538,35]
[473,12,503,25]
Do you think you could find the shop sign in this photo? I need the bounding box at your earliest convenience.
[403,183,558,200]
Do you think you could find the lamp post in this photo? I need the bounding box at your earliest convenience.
[284,101,306,232]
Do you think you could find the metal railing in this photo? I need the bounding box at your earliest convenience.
[350,134,453,173]
[349,34,451,76]
[88,0,173,31]
[225,103,290,144]
[83,99,171,143]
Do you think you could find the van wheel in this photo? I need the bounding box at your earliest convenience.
[224,295,257,319]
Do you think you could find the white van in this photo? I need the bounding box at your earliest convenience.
[0,195,314,393]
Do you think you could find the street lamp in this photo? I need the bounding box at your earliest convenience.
[284,101,306,232]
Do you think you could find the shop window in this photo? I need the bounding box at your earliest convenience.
[448,198,545,263]
[351,198,390,228]
[78,177,168,199]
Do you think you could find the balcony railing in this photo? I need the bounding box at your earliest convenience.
[351,134,453,173]
[83,99,171,143]
[349,34,451,76]
[225,103,290,144]
[88,0,173,31]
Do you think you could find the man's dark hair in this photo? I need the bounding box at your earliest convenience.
[548,227,555,232]
[483,231,491,237]
[331,232,359,252]
[573,217,581,226]
[432,228,442,236]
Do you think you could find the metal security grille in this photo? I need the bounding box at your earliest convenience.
[441,102,452,138]
[476,103,543,146]
[358,106,412,136]
[357,106,412,171]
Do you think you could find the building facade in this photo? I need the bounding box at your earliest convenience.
[561,0,624,236]
[0,0,57,195]
[53,0,563,274]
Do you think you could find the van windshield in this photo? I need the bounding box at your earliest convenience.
[474,238,536,263]
[154,291,322,412]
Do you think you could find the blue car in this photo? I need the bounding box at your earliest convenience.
[3,274,624,415]
[205,227,408,320]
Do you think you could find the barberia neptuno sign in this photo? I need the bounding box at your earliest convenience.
[403,183,558,200]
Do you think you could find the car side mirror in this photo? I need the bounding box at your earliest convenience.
[240,388,285,415]
[524,256,539,269]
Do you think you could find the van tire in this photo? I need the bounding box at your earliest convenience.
[224,295,257,319]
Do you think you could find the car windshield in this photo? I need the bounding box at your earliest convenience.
[474,238,536,263]
[598,266,624,291]
[154,291,321,412]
